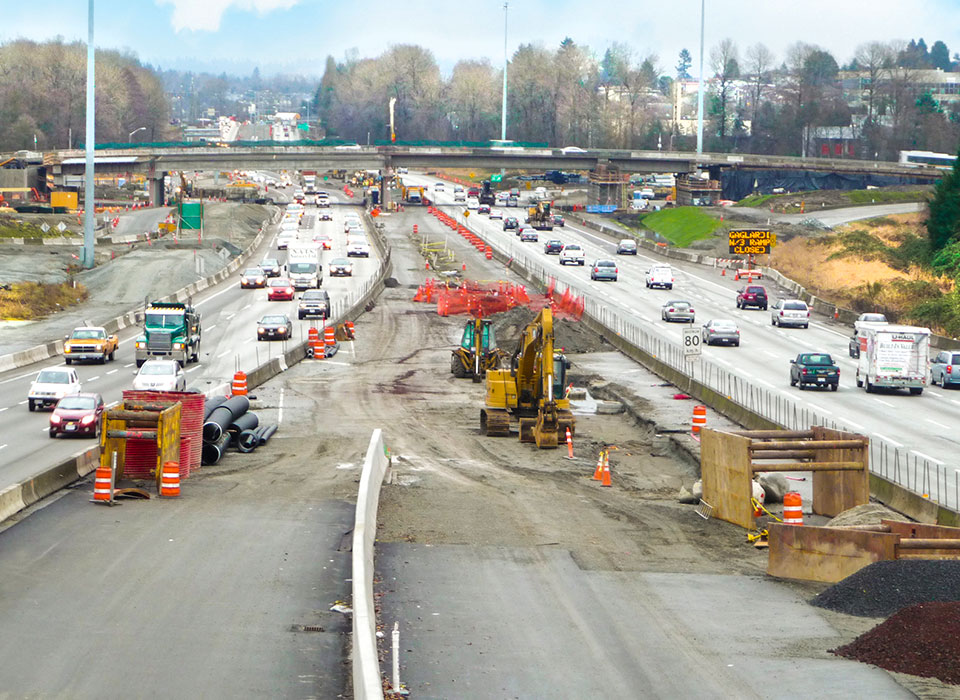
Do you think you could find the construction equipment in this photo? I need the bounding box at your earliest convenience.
[480,307,574,448]
[451,317,505,383]
[401,184,427,205]
[527,200,554,231]
[479,180,496,206]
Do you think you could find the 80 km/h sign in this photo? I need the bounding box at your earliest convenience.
[682,327,701,361]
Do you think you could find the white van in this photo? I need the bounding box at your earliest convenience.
[645,265,674,290]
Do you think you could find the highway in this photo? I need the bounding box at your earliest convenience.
[0,190,379,492]
[406,174,960,507]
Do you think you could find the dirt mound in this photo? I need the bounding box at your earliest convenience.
[811,560,960,617]
[825,503,911,528]
[491,306,608,354]
[832,602,960,685]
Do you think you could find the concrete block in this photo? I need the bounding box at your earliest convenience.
[596,400,623,414]
[0,484,26,524]
[567,388,587,400]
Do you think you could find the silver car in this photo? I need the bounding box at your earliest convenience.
[702,319,741,346]
[770,299,810,328]
[133,360,186,392]
[931,350,960,387]
[661,300,695,323]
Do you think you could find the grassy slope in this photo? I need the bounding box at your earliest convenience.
[639,207,720,246]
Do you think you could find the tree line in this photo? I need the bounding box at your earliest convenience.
[0,39,169,151]
[315,36,960,160]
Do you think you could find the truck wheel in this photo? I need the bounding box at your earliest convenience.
[136,359,144,368]
[99,355,107,365]
[910,387,923,395]
[28,400,35,412]
[865,378,873,393]
[830,384,838,392]
[109,350,115,361]
[65,357,72,365]
[856,374,863,388]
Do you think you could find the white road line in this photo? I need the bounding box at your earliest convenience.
[18,400,27,405]
[124,363,134,368]
[186,366,202,373]
[756,378,773,387]
[952,400,960,406]
[88,376,100,382]
[763,350,777,357]
[843,420,865,430]
[927,390,943,398]
[0,444,6,450]
[40,427,48,433]
[0,407,6,413]
[806,403,833,415]
[873,432,904,447]
[912,450,944,464]
[278,386,284,424]
[207,324,217,331]
[106,369,118,375]
[217,350,230,359]
[226,313,236,320]
[872,398,895,408]
[926,419,951,430]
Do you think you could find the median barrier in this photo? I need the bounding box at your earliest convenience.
[0,209,277,373]
[352,429,390,700]
[0,484,26,525]
[19,445,98,509]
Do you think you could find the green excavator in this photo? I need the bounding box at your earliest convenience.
[451,317,505,383]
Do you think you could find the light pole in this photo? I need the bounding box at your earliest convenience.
[501,2,509,142]
[696,0,705,157]
[128,126,146,143]
[83,0,95,269]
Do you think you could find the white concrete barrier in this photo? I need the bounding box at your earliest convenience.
[352,429,390,700]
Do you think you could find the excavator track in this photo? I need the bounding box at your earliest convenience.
[481,409,511,437]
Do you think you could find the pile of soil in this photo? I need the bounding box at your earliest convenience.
[811,560,960,617]
[491,306,609,354]
[832,602,960,685]
[825,503,911,528]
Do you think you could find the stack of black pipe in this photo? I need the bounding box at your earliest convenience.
[201,395,279,465]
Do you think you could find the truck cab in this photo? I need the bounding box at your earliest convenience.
[63,326,118,365]
[287,244,323,290]
[135,302,202,367]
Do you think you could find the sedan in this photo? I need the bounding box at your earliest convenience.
[661,300,695,323]
[318,210,333,221]
[267,278,296,301]
[312,233,333,250]
[133,360,186,392]
[257,313,293,341]
[329,258,353,277]
[478,204,491,215]
[590,259,618,281]
[552,214,565,227]
[702,319,741,346]
[260,258,281,277]
[347,240,371,257]
[543,239,564,255]
[503,217,519,231]
[49,393,104,439]
[489,209,503,220]
[519,229,539,243]
[434,182,445,192]
[240,267,267,289]
[617,239,638,255]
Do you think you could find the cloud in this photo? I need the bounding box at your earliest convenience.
[158,0,300,32]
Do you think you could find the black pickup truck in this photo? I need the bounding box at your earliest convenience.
[789,352,839,391]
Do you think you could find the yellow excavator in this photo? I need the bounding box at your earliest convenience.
[527,200,554,231]
[480,307,574,448]
[451,317,505,383]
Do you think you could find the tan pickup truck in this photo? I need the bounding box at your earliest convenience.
[63,326,118,365]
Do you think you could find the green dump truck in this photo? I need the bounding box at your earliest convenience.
[135,302,202,367]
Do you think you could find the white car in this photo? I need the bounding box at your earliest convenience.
[133,360,186,392]
[466,197,479,210]
[347,240,371,257]
[771,299,810,328]
[344,220,363,234]
[559,244,585,266]
[334,143,362,150]
[434,183,445,192]
[28,367,81,411]
[561,146,586,154]
[645,265,674,289]
[277,231,298,250]
[280,219,299,231]
[489,209,504,220]
[454,191,466,202]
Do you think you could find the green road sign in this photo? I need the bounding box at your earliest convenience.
[298,123,309,131]
[491,174,503,182]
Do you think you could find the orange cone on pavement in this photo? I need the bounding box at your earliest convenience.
[160,461,181,498]
[565,427,573,459]
[692,405,707,436]
[92,463,115,504]
[599,452,612,487]
[593,450,605,480]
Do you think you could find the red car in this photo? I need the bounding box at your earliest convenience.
[267,278,296,301]
[49,393,104,438]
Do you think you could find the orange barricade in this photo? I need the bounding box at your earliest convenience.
[345,321,355,339]
[692,405,707,436]
[783,492,803,525]
[324,326,336,348]
[92,463,114,504]
[160,461,181,498]
[231,371,248,396]
[308,327,322,356]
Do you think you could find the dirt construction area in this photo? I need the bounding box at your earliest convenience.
[229,209,952,698]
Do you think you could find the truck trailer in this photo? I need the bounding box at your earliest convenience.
[855,325,930,395]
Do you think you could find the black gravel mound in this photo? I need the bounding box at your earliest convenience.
[811,560,960,617]
[832,602,960,685]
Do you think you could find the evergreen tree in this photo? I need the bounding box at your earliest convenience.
[676,48,692,79]
[930,41,951,70]
[926,149,960,252]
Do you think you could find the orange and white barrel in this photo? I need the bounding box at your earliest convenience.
[783,492,803,525]
[160,461,181,498]
[231,371,248,396]
[93,465,113,503]
[691,405,707,435]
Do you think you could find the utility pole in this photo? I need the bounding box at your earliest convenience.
[501,2,509,142]
[83,0,96,269]
[696,0,705,157]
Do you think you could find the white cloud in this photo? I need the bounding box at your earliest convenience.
[159,0,300,32]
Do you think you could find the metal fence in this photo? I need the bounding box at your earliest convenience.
[453,209,960,514]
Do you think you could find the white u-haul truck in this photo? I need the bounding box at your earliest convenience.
[855,325,930,395]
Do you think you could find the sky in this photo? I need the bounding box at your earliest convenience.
[2,0,960,78]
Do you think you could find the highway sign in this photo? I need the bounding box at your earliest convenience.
[682,327,701,361]
[40,223,50,233]
[56,222,67,232]
[728,228,775,255]
[491,173,502,182]
[463,210,470,218]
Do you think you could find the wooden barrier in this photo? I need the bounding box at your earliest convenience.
[100,401,181,492]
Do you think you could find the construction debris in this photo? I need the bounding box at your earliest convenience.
[811,560,960,617]
[825,503,911,528]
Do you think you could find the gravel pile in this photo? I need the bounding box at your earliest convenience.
[832,602,960,685]
[825,503,910,528]
[811,560,960,617]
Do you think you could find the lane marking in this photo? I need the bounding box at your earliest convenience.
[106,369,118,375]
[186,366,202,373]
[217,350,230,359]
[226,313,236,320]
[806,402,833,415]
[763,350,777,358]
[40,427,49,433]
[844,420,865,430]
[0,444,6,450]
[124,363,134,368]
[18,400,27,405]
[278,386,284,424]
[952,400,960,407]
[926,419,951,430]
[873,432,903,447]
[207,324,218,331]
[87,376,100,382]
[927,390,943,398]
[912,450,944,464]
[872,398,895,408]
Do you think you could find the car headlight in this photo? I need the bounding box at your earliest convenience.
[64,347,71,353]
[136,341,146,349]
[258,328,265,334]
[81,415,96,425]
[173,342,184,349]
[50,414,62,424]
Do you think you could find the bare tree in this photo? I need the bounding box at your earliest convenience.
[448,60,500,141]
[744,43,774,138]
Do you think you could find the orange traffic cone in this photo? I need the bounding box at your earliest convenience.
[599,452,612,487]
[565,427,573,459]
[721,267,726,277]
[592,450,604,480]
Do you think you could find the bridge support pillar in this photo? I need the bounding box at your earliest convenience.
[587,162,628,208]
[380,160,392,210]
[147,172,165,208]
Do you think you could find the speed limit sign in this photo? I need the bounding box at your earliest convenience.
[682,327,701,361]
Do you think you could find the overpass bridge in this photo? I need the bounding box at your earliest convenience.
[28,145,944,206]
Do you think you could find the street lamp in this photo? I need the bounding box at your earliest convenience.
[128,126,146,142]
